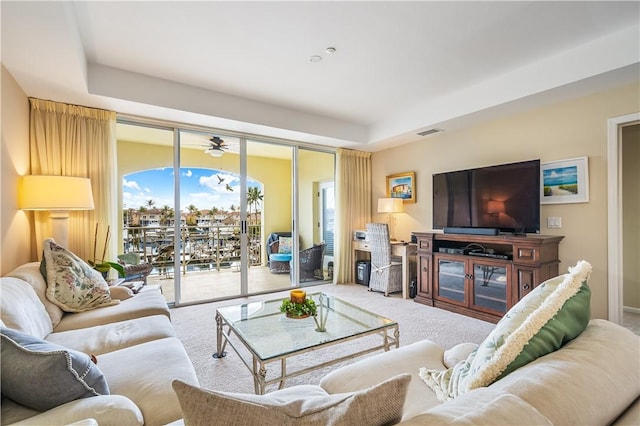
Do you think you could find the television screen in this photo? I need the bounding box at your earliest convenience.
[433,160,540,234]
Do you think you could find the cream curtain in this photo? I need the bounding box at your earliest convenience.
[29,98,117,262]
[334,148,371,284]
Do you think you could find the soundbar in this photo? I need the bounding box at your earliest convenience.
[443,227,499,236]
[468,251,511,260]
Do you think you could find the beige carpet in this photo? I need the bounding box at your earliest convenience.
[170,283,495,394]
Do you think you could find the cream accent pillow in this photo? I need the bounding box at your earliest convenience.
[42,239,119,313]
[172,374,410,426]
[420,260,592,401]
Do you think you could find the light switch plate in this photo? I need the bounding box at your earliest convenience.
[547,217,562,228]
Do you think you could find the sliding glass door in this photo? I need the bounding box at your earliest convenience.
[177,130,242,303]
[247,139,294,294]
[297,148,335,286]
[117,119,334,306]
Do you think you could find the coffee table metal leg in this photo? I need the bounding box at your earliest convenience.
[278,358,287,390]
[394,326,400,348]
[212,311,227,358]
[253,357,267,395]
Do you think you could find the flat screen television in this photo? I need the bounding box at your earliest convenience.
[433,159,540,234]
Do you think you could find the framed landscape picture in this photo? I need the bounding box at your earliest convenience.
[541,157,589,204]
[386,171,416,203]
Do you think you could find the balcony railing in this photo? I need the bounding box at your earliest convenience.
[122,224,262,276]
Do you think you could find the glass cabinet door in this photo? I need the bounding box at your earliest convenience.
[472,262,509,314]
[435,257,466,304]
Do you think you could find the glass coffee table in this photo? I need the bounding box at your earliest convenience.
[213,292,399,394]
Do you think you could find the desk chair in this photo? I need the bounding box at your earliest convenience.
[366,223,402,296]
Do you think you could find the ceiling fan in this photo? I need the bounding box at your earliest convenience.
[203,136,227,157]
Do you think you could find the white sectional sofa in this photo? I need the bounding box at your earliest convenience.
[320,319,640,425]
[1,262,199,426]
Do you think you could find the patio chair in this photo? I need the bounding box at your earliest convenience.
[366,223,402,296]
[299,243,325,282]
[267,232,292,273]
[152,244,174,278]
[117,252,152,285]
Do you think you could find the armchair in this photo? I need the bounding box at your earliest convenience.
[267,232,292,273]
[117,252,152,285]
[266,233,325,281]
[299,243,325,282]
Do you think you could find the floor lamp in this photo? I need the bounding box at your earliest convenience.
[377,197,403,241]
[20,175,95,248]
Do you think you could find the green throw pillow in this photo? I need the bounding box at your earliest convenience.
[420,260,592,401]
[0,326,110,411]
[42,238,118,312]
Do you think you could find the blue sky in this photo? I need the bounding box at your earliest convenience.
[543,166,578,186]
[123,168,262,211]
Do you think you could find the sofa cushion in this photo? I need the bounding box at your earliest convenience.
[320,340,446,421]
[173,374,410,426]
[7,262,65,327]
[46,315,176,355]
[54,288,171,332]
[491,319,640,426]
[401,388,552,425]
[42,239,119,313]
[0,394,144,426]
[0,327,110,411]
[420,260,592,401]
[97,337,199,426]
[0,277,53,339]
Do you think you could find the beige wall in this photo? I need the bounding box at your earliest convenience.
[372,82,640,319]
[622,124,640,310]
[1,65,33,275]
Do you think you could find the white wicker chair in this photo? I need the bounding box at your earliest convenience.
[366,223,402,296]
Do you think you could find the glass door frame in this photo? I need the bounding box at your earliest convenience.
[117,115,335,306]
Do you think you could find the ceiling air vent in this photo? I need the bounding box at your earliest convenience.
[416,128,443,137]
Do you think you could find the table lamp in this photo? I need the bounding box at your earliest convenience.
[378,197,403,240]
[19,175,95,248]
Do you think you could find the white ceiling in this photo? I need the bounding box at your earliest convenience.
[2,1,639,151]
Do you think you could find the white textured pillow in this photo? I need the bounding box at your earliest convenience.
[42,239,118,312]
[173,374,410,426]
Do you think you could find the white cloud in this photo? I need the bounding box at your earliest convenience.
[123,177,141,191]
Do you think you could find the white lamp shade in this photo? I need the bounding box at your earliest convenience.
[20,175,95,211]
[378,197,403,213]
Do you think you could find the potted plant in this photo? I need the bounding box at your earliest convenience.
[279,292,317,319]
[88,224,125,279]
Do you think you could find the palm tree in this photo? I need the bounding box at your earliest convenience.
[145,199,155,209]
[160,205,173,226]
[247,186,264,225]
[186,204,199,226]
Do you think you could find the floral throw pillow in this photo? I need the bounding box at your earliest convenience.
[42,239,119,313]
[278,236,293,254]
[420,260,592,401]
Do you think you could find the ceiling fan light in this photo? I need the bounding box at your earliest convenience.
[205,148,224,157]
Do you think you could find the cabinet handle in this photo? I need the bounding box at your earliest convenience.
[523,284,530,290]
[423,267,428,272]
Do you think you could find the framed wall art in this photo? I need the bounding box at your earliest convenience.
[541,157,589,204]
[386,171,416,203]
